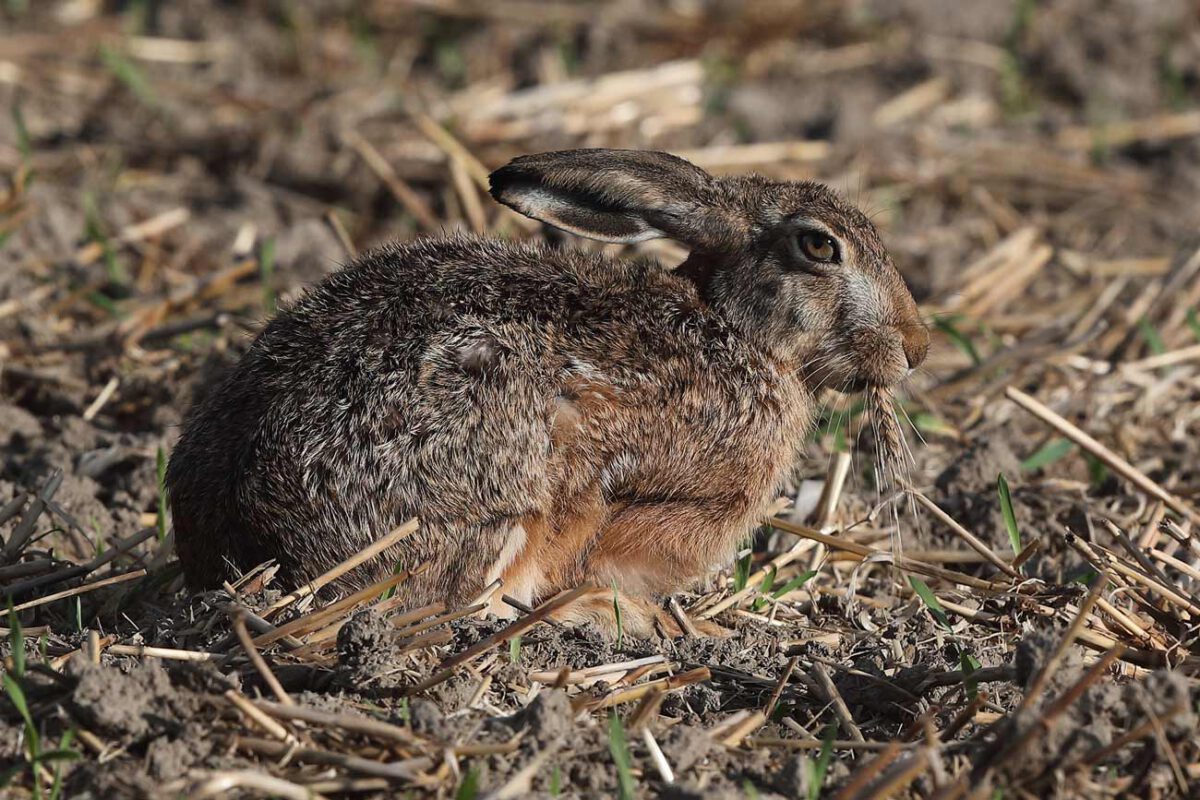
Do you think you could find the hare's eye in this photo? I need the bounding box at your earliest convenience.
[798,232,839,263]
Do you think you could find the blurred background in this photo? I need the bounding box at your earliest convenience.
[3,4,1200,797]
[4,0,1200,289]
[2,0,1200,558]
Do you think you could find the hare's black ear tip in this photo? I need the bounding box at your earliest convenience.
[487,177,503,203]
[488,163,530,207]
[487,164,514,200]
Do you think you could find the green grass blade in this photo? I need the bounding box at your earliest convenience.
[909,576,952,631]
[8,601,25,678]
[771,570,818,600]
[813,401,866,440]
[760,566,776,597]
[996,473,1021,555]
[751,566,776,611]
[3,673,40,791]
[379,558,407,601]
[607,712,636,800]
[1136,316,1167,356]
[732,543,752,592]
[99,45,157,106]
[611,582,624,651]
[398,697,410,725]
[1085,454,1109,487]
[86,291,123,317]
[83,193,128,289]
[807,722,838,800]
[454,767,479,800]
[11,101,31,160]
[1020,438,1074,472]
[2,674,33,730]
[933,315,982,366]
[959,651,982,700]
[1187,309,1200,342]
[832,419,847,453]
[910,411,956,437]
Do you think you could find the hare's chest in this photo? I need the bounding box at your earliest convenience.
[653,373,806,484]
[549,363,809,501]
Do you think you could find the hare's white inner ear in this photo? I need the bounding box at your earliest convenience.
[496,185,667,244]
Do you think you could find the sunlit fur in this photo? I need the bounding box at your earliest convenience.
[168,149,927,636]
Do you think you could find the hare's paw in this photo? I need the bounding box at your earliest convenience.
[686,616,732,639]
[556,591,732,640]
[549,588,667,640]
[651,605,731,639]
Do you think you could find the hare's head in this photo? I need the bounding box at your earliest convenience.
[490,149,928,394]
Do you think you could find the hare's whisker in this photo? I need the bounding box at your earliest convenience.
[894,392,929,449]
[834,378,860,498]
[891,404,918,470]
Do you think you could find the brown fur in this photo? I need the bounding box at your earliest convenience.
[167,148,927,636]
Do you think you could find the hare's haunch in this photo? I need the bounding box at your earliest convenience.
[167,149,928,636]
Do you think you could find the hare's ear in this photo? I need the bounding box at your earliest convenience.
[489,149,725,249]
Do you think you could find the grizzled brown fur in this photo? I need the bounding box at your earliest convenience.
[168,149,927,635]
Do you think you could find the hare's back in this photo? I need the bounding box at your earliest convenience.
[273,234,720,376]
[192,234,711,499]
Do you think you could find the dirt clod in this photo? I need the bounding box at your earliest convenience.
[67,661,190,741]
[337,609,410,690]
[505,689,576,749]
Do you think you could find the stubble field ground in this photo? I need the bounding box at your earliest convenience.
[2,1,1200,797]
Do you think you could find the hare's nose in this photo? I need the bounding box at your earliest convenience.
[900,323,930,370]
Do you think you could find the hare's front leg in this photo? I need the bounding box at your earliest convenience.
[588,499,751,588]
[487,494,738,637]
[580,498,754,636]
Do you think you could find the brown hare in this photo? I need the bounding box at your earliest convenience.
[167,148,928,637]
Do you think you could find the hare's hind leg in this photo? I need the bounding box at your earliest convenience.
[482,493,738,638]
[486,491,607,618]
[372,517,526,611]
[408,322,561,610]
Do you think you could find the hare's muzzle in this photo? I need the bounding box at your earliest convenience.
[832,322,925,391]
[899,321,930,371]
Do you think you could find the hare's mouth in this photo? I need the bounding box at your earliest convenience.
[837,376,905,395]
[803,343,908,395]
